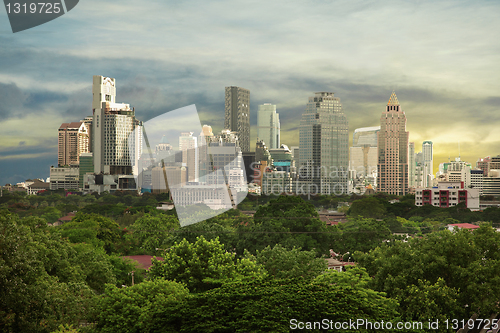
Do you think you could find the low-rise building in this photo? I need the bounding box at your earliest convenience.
[415,181,480,210]
[50,166,80,190]
[447,223,480,232]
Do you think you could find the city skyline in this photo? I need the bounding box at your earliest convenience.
[1,1,499,185]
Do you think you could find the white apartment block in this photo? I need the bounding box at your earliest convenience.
[415,181,480,210]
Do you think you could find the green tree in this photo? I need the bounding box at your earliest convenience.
[130,213,180,255]
[348,196,387,219]
[246,244,327,280]
[149,236,265,292]
[153,276,399,333]
[57,213,122,254]
[92,279,189,333]
[237,195,336,256]
[0,211,97,332]
[355,224,500,322]
[333,217,391,253]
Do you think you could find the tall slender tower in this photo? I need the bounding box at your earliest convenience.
[422,141,434,188]
[92,75,142,175]
[225,86,250,152]
[409,142,416,188]
[377,91,409,195]
[299,92,349,194]
[257,103,280,149]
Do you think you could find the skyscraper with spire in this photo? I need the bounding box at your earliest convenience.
[377,91,409,195]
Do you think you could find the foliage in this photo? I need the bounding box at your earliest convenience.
[57,213,122,254]
[108,256,146,287]
[149,236,266,292]
[0,210,97,332]
[236,195,336,256]
[333,217,391,254]
[91,279,188,333]
[152,276,399,333]
[245,244,327,280]
[355,224,500,321]
[347,196,387,219]
[129,213,180,255]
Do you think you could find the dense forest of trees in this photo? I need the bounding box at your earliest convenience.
[2,190,500,332]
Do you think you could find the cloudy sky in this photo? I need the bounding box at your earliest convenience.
[0,0,499,186]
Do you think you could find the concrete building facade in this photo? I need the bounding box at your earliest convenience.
[58,121,89,167]
[225,86,250,152]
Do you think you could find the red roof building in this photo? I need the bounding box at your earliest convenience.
[447,223,480,232]
[123,255,164,270]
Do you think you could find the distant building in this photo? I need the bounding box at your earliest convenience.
[179,132,198,182]
[470,169,484,195]
[92,75,142,177]
[477,155,500,177]
[377,92,409,195]
[447,223,480,232]
[350,126,379,189]
[436,158,472,189]
[269,144,293,172]
[27,179,50,195]
[409,142,416,188]
[79,153,93,189]
[225,86,250,152]
[299,92,348,195]
[50,166,79,190]
[482,169,500,196]
[257,103,280,149]
[261,170,293,195]
[415,181,480,210]
[422,141,434,188]
[58,121,89,167]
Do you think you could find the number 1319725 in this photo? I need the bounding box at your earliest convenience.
[6,3,62,14]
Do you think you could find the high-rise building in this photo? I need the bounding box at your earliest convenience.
[377,92,409,195]
[409,142,416,188]
[58,121,89,167]
[225,86,250,152]
[415,151,423,188]
[179,132,198,182]
[299,92,349,194]
[422,141,434,188]
[257,103,280,149]
[92,75,142,176]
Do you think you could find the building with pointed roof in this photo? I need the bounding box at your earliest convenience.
[377,92,409,195]
[58,121,89,167]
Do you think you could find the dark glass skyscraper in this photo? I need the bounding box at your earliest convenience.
[299,92,348,194]
[224,86,250,152]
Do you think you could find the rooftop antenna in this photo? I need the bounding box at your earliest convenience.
[458,141,460,160]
